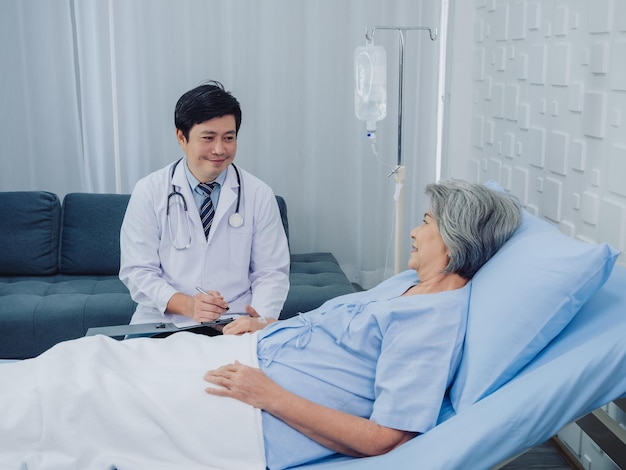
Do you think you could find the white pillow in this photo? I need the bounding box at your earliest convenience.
[449,186,619,412]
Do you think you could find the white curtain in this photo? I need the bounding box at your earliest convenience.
[0,0,444,288]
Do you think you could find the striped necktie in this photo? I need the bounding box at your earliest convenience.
[198,182,217,239]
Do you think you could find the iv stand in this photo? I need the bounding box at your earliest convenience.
[365,26,438,274]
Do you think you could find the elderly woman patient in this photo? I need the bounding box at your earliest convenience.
[0,180,521,470]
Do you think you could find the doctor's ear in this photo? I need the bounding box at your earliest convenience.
[176,129,186,145]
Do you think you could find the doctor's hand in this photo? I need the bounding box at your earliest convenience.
[190,290,229,323]
[222,305,275,335]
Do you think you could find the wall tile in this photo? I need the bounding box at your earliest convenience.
[467,0,626,265]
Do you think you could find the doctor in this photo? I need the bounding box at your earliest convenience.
[119,81,290,327]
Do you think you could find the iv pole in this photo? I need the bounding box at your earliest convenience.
[364,26,438,274]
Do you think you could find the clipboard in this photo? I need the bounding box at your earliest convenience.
[85,318,234,339]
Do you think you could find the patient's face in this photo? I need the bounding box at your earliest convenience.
[408,212,448,275]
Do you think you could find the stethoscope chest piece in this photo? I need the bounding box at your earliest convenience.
[229,212,244,228]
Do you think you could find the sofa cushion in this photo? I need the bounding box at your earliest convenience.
[281,252,356,319]
[59,193,130,275]
[0,191,60,275]
[0,274,136,359]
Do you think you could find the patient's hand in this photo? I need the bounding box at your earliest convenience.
[222,305,275,335]
[204,360,277,409]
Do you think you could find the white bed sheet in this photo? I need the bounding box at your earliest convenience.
[0,332,265,470]
[296,265,626,469]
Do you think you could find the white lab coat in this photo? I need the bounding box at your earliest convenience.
[119,161,290,327]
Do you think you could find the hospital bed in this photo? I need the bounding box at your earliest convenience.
[299,264,626,469]
[297,200,626,469]
[1,188,624,470]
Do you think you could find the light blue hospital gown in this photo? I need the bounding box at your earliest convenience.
[258,270,470,469]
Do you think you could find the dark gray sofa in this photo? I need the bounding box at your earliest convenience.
[0,191,355,359]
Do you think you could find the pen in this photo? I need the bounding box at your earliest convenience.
[196,287,230,311]
[195,287,266,322]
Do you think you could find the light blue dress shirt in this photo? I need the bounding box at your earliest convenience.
[182,157,227,211]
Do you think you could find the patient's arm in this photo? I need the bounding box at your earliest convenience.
[204,361,417,457]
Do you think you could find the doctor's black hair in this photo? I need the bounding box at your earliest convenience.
[174,80,242,139]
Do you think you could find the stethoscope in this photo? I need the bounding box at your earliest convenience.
[166,158,243,250]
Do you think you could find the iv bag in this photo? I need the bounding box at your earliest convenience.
[354,44,387,131]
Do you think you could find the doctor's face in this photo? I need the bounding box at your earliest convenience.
[177,114,237,183]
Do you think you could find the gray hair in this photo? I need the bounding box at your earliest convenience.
[425,180,522,280]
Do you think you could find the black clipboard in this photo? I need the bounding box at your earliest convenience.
[85,318,234,339]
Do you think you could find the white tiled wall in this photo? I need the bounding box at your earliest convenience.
[445,0,626,267]
[445,2,626,467]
